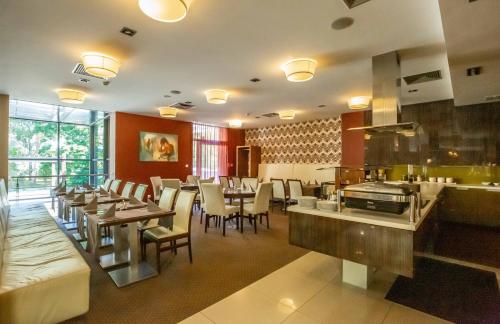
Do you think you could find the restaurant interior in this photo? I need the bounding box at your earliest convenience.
[0,0,499,323]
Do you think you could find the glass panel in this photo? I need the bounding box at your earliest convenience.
[8,160,58,200]
[94,119,105,159]
[60,160,90,187]
[8,119,58,158]
[9,100,58,121]
[60,124,90,159]
[59,106,92,125]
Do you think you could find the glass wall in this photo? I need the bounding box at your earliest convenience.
[8,100,109,200]
[192,123,228,179]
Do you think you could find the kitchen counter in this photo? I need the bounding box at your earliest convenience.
[386,180,500,192]
[288,182,445,231]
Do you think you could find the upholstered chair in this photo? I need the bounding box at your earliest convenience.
[133,184,148,201]
[196,178,214,223]
[142,190,196,273]
[287,179,303,203]
[242,183,273,233]
[101,178,112,191]
[232,176,241,188]
[241,177,258,191]
[121,181,135,198]
[201,183,239,236]
[150,176,162,202]
[219,176,230,189]
[186,175,200,185]
[109,179,122,193]
[271,178,290,213]
[161,179,182,200]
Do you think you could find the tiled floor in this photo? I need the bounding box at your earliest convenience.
[179,252,450,324]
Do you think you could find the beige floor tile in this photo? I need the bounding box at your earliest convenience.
[282,311,320,324]
[383,304,451,324]
[178,312,214,324]
[298,279,392,324]
[277,252,342,283]
[201,287,294,324]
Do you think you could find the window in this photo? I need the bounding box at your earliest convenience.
[192,124,228,179]
[8,100,109,200]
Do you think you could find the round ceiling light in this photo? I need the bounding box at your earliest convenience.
[229,120,242,128]
[159,106,178,118]
[205,89,229,104]
[82,52,120,79]
[348,96,371,110]
[281,58,317,82]
[138,0,189,23]
[57,89,86,104]
[279,110,296,120]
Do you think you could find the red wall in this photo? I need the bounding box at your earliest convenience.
[341,111,365,167]
[114,112,245,196]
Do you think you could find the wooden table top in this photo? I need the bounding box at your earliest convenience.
[87,207,175,226]
[62,194,128,207]
[223,188,256,198]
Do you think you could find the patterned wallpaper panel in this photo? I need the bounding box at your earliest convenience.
[245,117,342,164]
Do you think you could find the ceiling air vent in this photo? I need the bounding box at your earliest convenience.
[342,0,372,9]
[403,70,442,85]
[261,113,279,118]
[72,63,105,80]
[169,102,196,110]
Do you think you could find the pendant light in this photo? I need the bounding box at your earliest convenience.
[159,107,178,118]
[57,89,86,104]
[348,96,370,110]
[81,52,120,79]
[138,0,189,23]
[205,89,229,104]
[279,110,296,120]
[229,120,242,128]
[281,58,317,82]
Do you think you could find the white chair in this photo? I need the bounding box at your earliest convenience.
[242,183,273,233]
[196,178,214,223]
[287,179,303,203]
[202,183,239,236]
[271,178,290,213]
[102,178,112,191]
[121,181,135,198]
[161,179,181,192]
[142,190,196,273]
[219,176,230,189]
[232,177,241,188]
[138,187,177,258]
[150,176,162,202]
[186,175,199,185]
[109,179,122,193]
[133,184,148,201]
[241,177,258,191]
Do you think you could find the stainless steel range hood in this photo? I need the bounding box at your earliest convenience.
[349,51,419,134]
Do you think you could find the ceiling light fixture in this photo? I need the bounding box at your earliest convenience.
[281,58,317,82]
[205,89,229,104]
[138,0,189,23]
[57,89,86,104]
[348,96,370,110]
[159,106,178,118]
[229,120,242,128]
[81,52,120,79]
[279,110,296,120]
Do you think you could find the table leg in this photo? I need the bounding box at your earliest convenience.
[239,197,244,233]
[99,225,129,269]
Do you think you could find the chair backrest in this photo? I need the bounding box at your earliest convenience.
[242,177,258,190]
[232,177,241,188]
[109,179,122,193]
[271,178,286,200]
[252,183,273,214]
[102,178,112,191]
[161,179,181,192]
[121,181,135,198]
[186,175,200,185]
[173,190,196,233]
[197,178,214,204]
[133,184,148,201]
[288,179,303,200]
[201,183,226,215]
[219,176,230,189]
[158,187,177,211]
[150,176,162,200]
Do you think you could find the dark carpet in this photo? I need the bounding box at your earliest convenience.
[54,205,307,323]
[385,257,500,324]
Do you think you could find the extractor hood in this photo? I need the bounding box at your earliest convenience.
[349,51,419,134]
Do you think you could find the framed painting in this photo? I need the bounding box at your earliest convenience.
[139,131,178,162]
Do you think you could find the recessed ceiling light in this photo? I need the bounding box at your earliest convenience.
[250,78,261,82]
[331,17,354,30]
[281,58,317,82]
[170,90,182,94]
[317,104,326,108]
[120,27,137,37]
[79,78,90,83]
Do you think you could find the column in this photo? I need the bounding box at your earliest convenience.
[0,94,9,187]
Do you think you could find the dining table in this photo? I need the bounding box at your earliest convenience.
[223,188,256,232]
[84,206,175,287]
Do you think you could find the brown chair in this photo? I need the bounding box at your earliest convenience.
[142,191,196,273]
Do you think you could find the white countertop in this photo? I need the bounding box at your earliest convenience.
[288,183,446,232]
[386,181,500,192]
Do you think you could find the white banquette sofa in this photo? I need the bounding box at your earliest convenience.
[0,179,90,324]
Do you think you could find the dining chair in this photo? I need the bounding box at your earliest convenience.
[201,183,239,236]
[150,176,162,202]
[142,190,196,273]
[121,181,135,198]
[271,178,290,213]
[161,179,181,192]
[186,175,199,185]
[196,178,214,223]
[241,177,258,191]
[102,178,112,191]
[133,184,148,201]
[242,183,273,233]
[109,179,122,193]
[232,176,241,188]
[287,179,303,203]
[138,187,178,259]
[219,176,230,189]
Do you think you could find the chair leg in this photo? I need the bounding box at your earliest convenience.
[254,215,257,234]
[188,238,193,263]
[223,217,226,236]
[156,241,161,273]
[173,240,177,255]
[259,214,262,224]
[266,211,270,228]
[200,208,204,224]
[205,214,209,232]
[236,213,240,230]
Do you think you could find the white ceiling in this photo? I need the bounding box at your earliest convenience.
[0,0,453,128]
